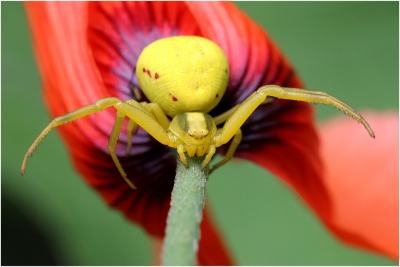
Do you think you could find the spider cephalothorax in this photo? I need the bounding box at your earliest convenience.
[21,36,374,189]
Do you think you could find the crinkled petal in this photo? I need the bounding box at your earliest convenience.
[318,111,399,260]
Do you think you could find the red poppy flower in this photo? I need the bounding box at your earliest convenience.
[318,111,399,260]
[24,1,395,265]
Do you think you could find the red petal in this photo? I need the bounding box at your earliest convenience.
[236,102,329,216]
[318,111,399,259]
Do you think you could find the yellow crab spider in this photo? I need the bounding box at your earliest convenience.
[21,36,375,190]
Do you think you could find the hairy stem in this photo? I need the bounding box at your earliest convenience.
[161,154,208,265]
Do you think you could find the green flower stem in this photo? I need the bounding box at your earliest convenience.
[161,154,208,266]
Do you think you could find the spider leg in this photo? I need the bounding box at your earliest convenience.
[201,145,216,170]
[126,85,142,154]
[216,85,374,146]
[108,110,137,189]
[141,102,171,130]
[110,101,175,189]
[177,144,188,166]
[257,85,375,137]
[22,97,175,188]
[114,100,173,146]
[213,97,274,126]
[125,101,171,155]
[125,119,139,154]
[209,129,242,174]
[21,97,121,174]
[213,104,240,126]
[206,98,273,172]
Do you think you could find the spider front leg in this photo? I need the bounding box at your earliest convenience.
[108,110,137,189]
[125,101,171,155]
[217,85,374,147]
[210,85,375,173]
[209,129,242,174]
[257,85,375,137]
[115,100,172,145]
[108,100,174,189]
[21,97,122,175]
[125,119,139,154]
[21,97,173,190]
[209,98,273,173]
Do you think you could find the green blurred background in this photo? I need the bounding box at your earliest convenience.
[2,2,398,265]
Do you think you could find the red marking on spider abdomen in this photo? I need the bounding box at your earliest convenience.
[169,93,178,101]
[142,67,152,78]
[216,93,219,98]
[155,73,159,79]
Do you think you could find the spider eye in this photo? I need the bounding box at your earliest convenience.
[188,129,209,139]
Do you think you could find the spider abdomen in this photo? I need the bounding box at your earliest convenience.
[136,36,230,117]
